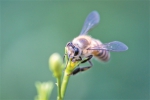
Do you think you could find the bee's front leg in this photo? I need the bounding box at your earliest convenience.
[64,56,81,71]
[75,56,82,61]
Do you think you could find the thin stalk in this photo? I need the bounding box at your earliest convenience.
[60,48,81,100]
[61,60,81,99]
[57,77,62,100]
[61,72,70,99]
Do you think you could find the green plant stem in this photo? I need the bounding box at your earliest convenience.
[61,72,70,99]
[57,77,62,100]
[61,60,81,100]
[60,48,81,100]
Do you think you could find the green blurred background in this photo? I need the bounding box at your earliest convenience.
[1,1,149,100]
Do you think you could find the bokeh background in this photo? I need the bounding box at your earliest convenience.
[1,1,149,100]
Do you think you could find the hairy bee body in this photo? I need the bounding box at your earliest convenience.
[66,11,127,64]
[65,11,128,75]
[72,35,110,62]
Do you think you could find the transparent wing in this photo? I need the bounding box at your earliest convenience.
[87,41,128,52]
[80,11,100,35]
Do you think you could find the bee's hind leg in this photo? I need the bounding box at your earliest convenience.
[72,60,93,75]
[69,55,93,75]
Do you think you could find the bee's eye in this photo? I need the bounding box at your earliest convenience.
[74,48,79,56]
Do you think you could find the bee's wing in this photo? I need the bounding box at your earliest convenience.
[88,41,128,52]
[80,11,100,35]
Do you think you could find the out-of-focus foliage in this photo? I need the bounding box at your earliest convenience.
[1,1,149,100]
[35,81,54,100]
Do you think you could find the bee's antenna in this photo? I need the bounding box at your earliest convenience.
[67,42,75,48]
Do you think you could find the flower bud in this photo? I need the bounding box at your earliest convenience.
[49,53,63,78]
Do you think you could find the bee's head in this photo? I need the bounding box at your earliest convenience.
[66,42,80,58]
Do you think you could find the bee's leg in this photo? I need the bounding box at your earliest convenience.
[64,60,69,70]
[75,56,82,62]
[69,55,93,75]
[72,60,93,75]
[63,54,67,63]
[81,55,93,63]
[63,54,69,70]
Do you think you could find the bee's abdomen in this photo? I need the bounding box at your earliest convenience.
[91,39,110,62]
[94,50,110,62]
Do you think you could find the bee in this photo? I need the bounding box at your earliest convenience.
[66,11,128,75]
